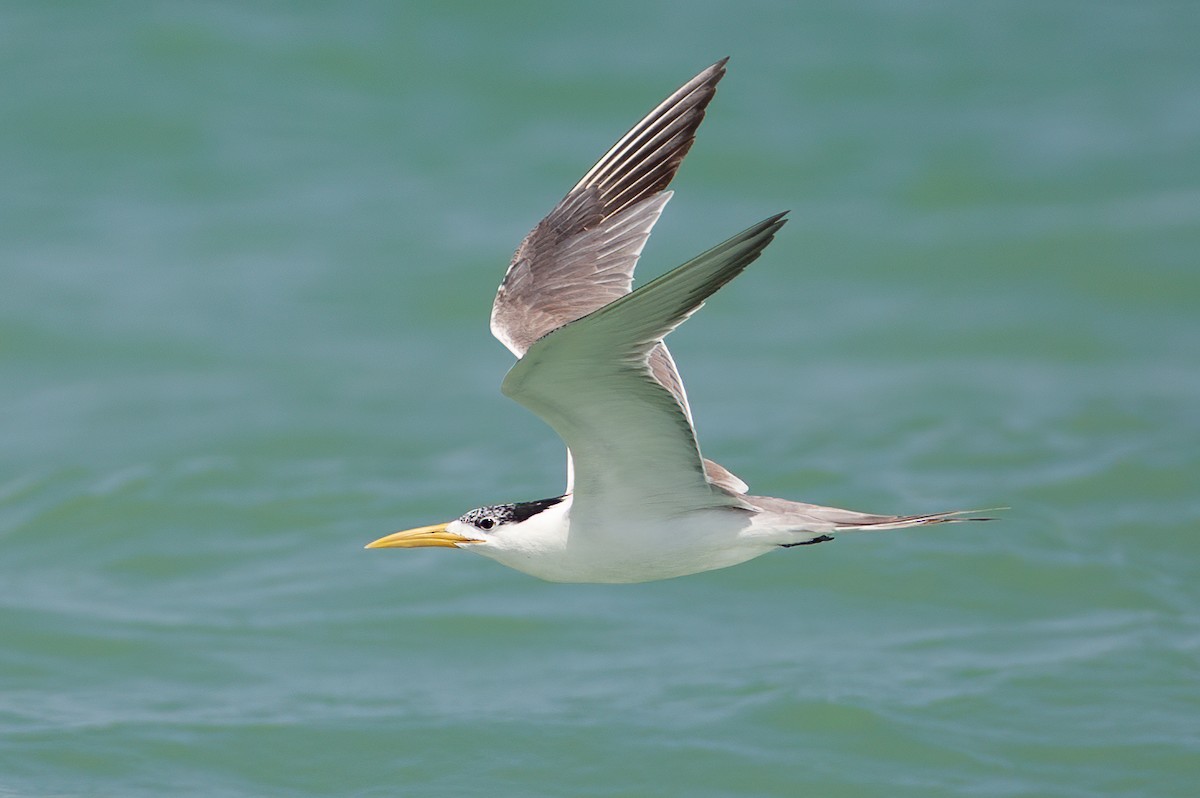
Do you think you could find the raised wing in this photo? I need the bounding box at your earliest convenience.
[490,58,727,356]
[501,214,787,524]
[491,59,728,435]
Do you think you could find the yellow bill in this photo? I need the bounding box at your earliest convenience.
[365,522,481,549]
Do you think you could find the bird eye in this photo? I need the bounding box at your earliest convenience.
[478,518,494,530]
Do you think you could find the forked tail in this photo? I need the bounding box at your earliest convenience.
[750,496,1001,544]
[828,507,1000,532]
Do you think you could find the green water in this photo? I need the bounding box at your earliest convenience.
[3,2,1198,796]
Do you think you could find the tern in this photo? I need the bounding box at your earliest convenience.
[367,59,989,583]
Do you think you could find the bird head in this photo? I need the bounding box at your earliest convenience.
[365,496,567,552]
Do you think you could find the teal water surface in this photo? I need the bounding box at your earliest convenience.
[3,2,1198,796]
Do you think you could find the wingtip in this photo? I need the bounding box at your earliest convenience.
[753,210,790,237]
[699,57,729,89]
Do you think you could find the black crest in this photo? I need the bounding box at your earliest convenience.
[459,495,565,529]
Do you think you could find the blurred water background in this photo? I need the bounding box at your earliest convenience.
[2,2,1198,796]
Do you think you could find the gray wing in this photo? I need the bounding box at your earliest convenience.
[490,59,728,419]
[502,214,786,524]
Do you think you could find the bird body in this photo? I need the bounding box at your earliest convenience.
[436,496,766,584]
[367,59,990,583]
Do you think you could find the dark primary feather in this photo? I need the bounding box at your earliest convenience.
[491,60,758,498]
[490,58,728,357]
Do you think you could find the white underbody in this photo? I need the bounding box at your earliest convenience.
[446,493,832,583]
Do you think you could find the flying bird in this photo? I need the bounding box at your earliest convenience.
[367,59,988,582]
